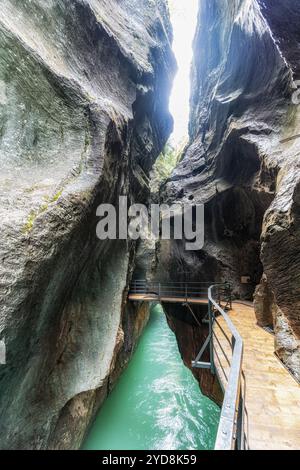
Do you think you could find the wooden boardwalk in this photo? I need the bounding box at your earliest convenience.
[128,293,209,305]
[214,302,300,450]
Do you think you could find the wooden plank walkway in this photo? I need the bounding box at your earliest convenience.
[214,302,300,450]
[128,294,208,305]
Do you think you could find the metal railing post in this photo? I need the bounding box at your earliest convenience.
[185,283,188,302]
[226,282,232,310]
[158,283,161,301]
[208,299,215,375]
[235,387,244,450]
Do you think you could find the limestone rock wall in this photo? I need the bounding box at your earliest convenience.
[256,0,300,385]
[0,0,174,449]
[159,0,300,387]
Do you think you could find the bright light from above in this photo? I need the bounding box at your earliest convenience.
[168,0,199,147]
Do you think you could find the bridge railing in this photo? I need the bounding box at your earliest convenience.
[129,280,232,307]
[128,280,246,449]
[208,285,247,450]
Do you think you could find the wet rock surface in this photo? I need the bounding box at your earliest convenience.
[159,0,300,390]
[0,0,174,449]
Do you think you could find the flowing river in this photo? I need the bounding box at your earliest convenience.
[82,305,220,450]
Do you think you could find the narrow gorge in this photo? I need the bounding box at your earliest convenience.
[0,0,300,452]
[158,0,300,393]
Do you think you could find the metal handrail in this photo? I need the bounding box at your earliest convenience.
[131,280,220,284]
[128,280,245,449]
[209,285,245,450]
[129,281,232,305]
[129,281,213,301]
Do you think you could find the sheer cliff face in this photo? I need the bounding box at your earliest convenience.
[0,0,174,449]
[161,0,300,382]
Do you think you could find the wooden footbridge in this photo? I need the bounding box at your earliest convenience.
[128,280,300,451]
[128,280,232,307]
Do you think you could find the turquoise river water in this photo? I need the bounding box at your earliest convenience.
[82,305,220,450]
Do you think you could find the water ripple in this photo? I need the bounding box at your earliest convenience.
[82,305,220,450]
